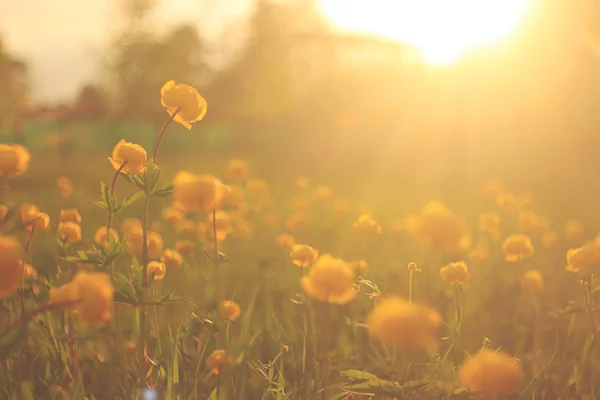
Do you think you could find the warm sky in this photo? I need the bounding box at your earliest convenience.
[0,0,253,104]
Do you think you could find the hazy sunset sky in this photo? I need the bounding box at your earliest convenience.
[0,0,253,104]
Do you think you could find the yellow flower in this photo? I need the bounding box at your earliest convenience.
[224,184,245,207]
[219,300,241,321]
[353,214,382,235]
[59,208,82,224]
[108,139,147,174]
[162,249,183,269]
[332,199,349,216]
[225,158,249,180]
[276,233,295,247]
[160,80,207,129]
[20,204,49,231]
[57,176,73,197]
[246,178,270,199]
[521,270,544,292]
[301,254,356,304]
[367,297,441,350]
[542,230,558,249]
[207,210,232,241]
[147,261,166,280]
[0,144,30,177]
[407,262,421,272]
[121,218,142,237]
[206,349,231,375]
[440,261,470,286]
[468,239,490,262]
[176,240,196,255]
[0,236,24,299]
[496,191,518,213]
[458,349,524,395]
[517,213,540,235]
[312,185,333,202]
[128,230,164,259]
[175,218,197,236]
[48,282,79,310]
[393,215,421,234]
[416,201,470,253]
[93,226,119,247]
[58,222,82,244]
[162,206,185,225]
[564,219,584,241]
[479,212,502,237]
[289,244,319,267]
[284,213,311,232]
[295,175,310,189]
[72,271,114,325]
[173,171,227,213]
[566,246,599,273]
[502,234,534,262]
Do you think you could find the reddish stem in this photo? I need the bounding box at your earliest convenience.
[153,107,181,163]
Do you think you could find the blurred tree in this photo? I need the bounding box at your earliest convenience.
[0,37,29,138]
[72,85,109,121]
[103,0,210,123]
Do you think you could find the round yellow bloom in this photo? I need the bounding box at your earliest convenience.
[223,184,245,207]
[246,178,269,199]
[218,300,241,321]
[295,175,310,189]
[312,185,333,202]
[162,248,183,269]
[353,214,382,235]
[566,246,599,273]
[517,210,547,232]
[289,244,319,267]
[458,349,524,395]
[175,218,197,236]
[521,270,544,292]
[59,208,82,224]
[108,139,147,175]
[564,219,584,241]
[206,349,230,375]
[147,261,166,280]
[162,206,185,225]
[393,215,421,234]
[160,80,207,129]
[48,282,79,310]
[0,236,24,299]
[57,176,73,197]
[173,171,227,213]
[225,158,249,180]
[276,233,295,247]
[94,226,119,247]
[284,213,311,232]
[58,222,82,244]
[176,240,196,255]
[21,204,49,231]
[496,191,518,214]
[0,144,30,177]
[207,210,232,241]
[128,230,164,259]
[502,234,534,262]
[367,297,442,350]
[121,218,142,237]
[479,212,502,237]
[542,230,558,249]
[72,271,114,325]
[417,201,470,253]
[440,261,470,286]
[300,254,356,304]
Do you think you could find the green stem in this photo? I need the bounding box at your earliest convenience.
[153,107,181,163]
[408,270,414,305]
[582,277,597,366]
[137,195,151,387]
[440,284,465,367]
[320,302,331,400]
[19,227,35,316]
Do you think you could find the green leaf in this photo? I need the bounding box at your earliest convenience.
[113,273,138,306]
[158,288,189,304]
[339,369,379,382]
[143,159,161,195]
[93,200,109,210]
[122,172,145,191]
[150,181,173,198]
[117,191,144,213]
[548,303,583,318]
[0,322,28,361]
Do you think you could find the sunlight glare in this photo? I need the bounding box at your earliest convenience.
[318,0,533,64]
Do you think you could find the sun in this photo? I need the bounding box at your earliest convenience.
[318,0,533,65]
